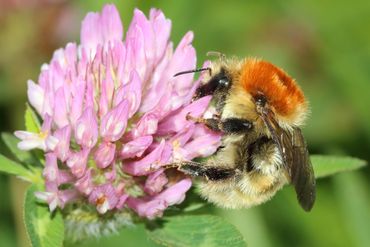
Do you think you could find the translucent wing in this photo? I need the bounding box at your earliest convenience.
[290,128,316,211]
[260,110,316,211]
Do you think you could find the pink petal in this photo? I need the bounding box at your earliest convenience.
[169,125,195,146]
[80,12,101,55]
[74,107,98,148]
[139,46,172,112]
[156,178,192,205]
[27,80,44,115]
[69,79,86,126]
[63,43,78,71]
[58,170,74,185]
[59,189,79,207]
[126,197,167,219]
[54,126,71,162]
[100,100,129,142]
[120,135,153,159]
[94,141,116,169]
[104,165,117,181]
[50,48,67,71]
[169,126,195,161]
[40,75,55,117]
[130,112,158,138]
[100,4,123,44]
[41,114,53,133]
[132,9,156,73]
[116,194,129,209]
[127,178,191,219]
[125,23,146,80]
[149,9,171,65]
[183,126,222,159]
[53,89,69,124]
[157,96,212,134]
[84,74,95,109]
[66,149,90,178]
[45,135,59,152]
[122,71,142,118]
[98,60,115,119]
[75,168,93,195]
[113,41,127,83]
[43,153,58,183]
[98,80,109,119]
[123,140,167,176]
[169,31,196,96]
[144,169,168,196]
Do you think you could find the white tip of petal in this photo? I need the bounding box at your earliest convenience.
[46,136,59,151]
[27,80,45,115]
[14,130,34,139]
[17,140,42,151]
[34,191,50,201]
[97,199,110,214]
[41,63,49,71]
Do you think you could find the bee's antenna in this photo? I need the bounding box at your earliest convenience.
[174,67,212,77]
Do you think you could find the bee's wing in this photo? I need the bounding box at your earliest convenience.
[260,110,316,211]
[290,128,316,211]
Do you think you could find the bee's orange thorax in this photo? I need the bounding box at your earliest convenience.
[240,59,305,117]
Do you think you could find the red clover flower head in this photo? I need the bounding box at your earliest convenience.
[15,4,221,221]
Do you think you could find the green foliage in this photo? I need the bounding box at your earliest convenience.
[1,133,41,167]
[0,132,42,183]
[147,215,246,247]
[24,184,65,247]
[25,104,41,133]
[0,153,32,179]
[311,155,367,179]
[333,173,370,247]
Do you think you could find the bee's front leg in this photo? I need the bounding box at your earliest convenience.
[165,161,236,181]
[186,114,253,134]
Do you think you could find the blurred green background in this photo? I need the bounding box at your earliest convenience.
[0,0,369,246]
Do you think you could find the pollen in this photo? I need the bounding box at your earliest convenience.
[240,58,305,116]
[96,195,107,206]
[172,139,181,150]
[38,131,48,140]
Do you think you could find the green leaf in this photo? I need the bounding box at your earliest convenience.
[25,104,41,133]
[311,155,367,179]
[1,132,41,167]
[24,184,65,247]
[0,153,32,178]
[146,215,246,247]
[333,173,370,246]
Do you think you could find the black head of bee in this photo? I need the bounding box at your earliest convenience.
[192,68,231,100]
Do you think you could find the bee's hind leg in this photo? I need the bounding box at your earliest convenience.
[165,161,236,181]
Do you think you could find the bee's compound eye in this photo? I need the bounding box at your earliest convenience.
[218,77,230,87]
[255,94,267,107]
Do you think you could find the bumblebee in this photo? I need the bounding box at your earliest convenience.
[173,57,315,211]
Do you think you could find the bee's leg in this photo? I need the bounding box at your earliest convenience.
[186,115,220,131]
[187,114,252,134]
[221,118,253,134]
[165,161,236,181]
